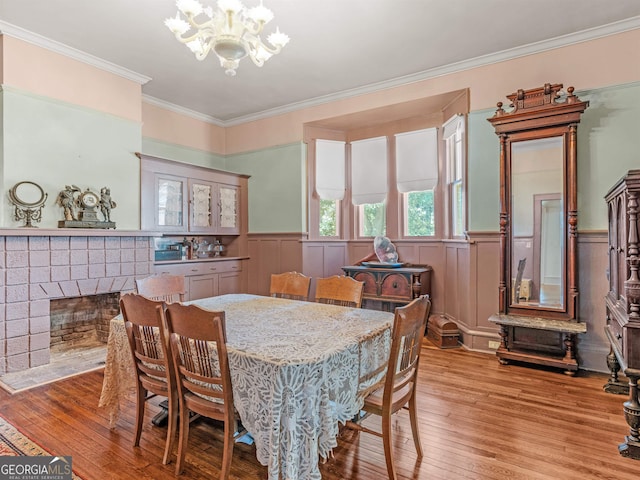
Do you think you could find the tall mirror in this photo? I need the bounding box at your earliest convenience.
[488,83,589,322]
[510,136,564,310]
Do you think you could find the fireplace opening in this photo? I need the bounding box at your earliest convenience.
[50,292,121,353]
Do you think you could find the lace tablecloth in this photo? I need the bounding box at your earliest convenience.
[98,294,393,480]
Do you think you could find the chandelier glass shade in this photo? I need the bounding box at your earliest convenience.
[165,0,290,76]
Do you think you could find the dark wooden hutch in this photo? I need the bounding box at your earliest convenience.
[604,169,640,460]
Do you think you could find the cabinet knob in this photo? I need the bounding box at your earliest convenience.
[210,267,217,271]
[392,281,398,288]
[191,268,199,272]
[616,333,623,340]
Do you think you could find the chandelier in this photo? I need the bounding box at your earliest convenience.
[165,0,290,76]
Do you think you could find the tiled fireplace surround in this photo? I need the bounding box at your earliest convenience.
[0,233,154,375]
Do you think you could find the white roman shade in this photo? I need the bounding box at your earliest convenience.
[315,139,345,200]
[351,136,388,205]
[395,127,438,193]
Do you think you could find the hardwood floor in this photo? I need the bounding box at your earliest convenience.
[0,342,637,479]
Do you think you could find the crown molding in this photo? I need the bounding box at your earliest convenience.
[0,20,151,85]
[220,16,640,126]
[142,95,225,127]
[2,16,639,126]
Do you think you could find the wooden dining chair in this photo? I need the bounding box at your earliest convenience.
[346,294,432,480]
[135,274,185,303]
[314,275,364,308]
[120,293,177,466]
[269,271,311,301]
[164,302,236,478]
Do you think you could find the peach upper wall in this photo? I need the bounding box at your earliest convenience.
[225,29,640,154]
[1,36,142,123]
[3,28,638,156]
[142,102,226,155]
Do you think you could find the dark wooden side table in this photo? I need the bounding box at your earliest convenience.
[341,264,432,311]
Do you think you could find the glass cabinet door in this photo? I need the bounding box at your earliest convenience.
[190,181,213,230]
[156,174,187,230]
[218,184,240,234]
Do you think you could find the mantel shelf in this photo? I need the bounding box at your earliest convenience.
[0,228,161,237]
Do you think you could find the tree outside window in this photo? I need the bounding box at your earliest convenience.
[319,199,338,236]
[360,202,386,237]
[405,190,435,236]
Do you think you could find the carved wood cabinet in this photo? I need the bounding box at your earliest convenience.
[604,169,640,460]
[341,264,431,311]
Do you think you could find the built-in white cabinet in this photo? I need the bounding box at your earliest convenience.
[154,259,244,301]
[140,154,245,235]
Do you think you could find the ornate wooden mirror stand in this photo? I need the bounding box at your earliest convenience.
[487,83,589,375]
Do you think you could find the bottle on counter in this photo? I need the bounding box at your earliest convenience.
[181,237,192,260]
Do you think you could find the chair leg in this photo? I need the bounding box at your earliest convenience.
[162,391,178,465]
[381,413,397,480]
[220,419,235,480]
[175,403,191,475]
[408,394,423,458]
[133,385,146,447]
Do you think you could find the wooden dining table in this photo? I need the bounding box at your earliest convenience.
[98,293,393,480]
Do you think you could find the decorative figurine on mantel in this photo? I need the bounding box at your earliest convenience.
[57,185,116,229]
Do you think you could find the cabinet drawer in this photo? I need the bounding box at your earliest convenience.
[380,273,411,300]
[153,263,194,276]
[353,272,377,295]
[198,260,242,274]
[154,259,242,276]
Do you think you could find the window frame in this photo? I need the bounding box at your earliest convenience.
[444,115,467,239]
[307,115,467,242]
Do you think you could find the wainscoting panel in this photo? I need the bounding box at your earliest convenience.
[247,234,305,296]
[301,242,349,298]
[417,243,445,314]
[252,232,609,373]
[576,231,609,372]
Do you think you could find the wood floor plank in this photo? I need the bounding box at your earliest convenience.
[0,343,638,479]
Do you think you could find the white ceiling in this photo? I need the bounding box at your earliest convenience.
[0,0,639,126]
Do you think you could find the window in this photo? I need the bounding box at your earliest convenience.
[351,136,388,237]
[359,202,386,237]
[444,115,465,237]
[396,128,438,237]
[319,199,339,236]
[309,118,465,241]
[315,139,345,237]
[404,190,435,236]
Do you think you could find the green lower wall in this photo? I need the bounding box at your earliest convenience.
[467,82,640,232]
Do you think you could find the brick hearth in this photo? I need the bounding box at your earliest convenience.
[0,233,154,374]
